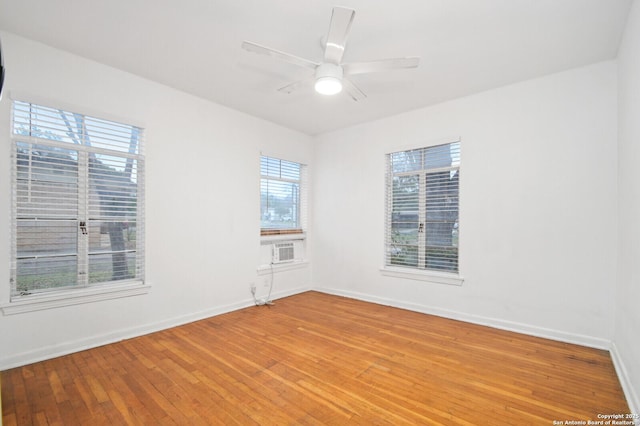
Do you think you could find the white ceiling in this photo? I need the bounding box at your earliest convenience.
[0,0,633,135]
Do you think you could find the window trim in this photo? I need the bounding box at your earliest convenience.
[260,155,307,237]
[260,232,306,243]
[7,97,146,308]
[380,266,464,286]
[381,138,462,283]
[1,281,150,315]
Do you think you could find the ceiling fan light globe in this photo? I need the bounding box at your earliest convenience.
[315,77,343,95]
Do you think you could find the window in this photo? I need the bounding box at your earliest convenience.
[385,141,460,274]
[10,100,145,298]
[260,156,306,236]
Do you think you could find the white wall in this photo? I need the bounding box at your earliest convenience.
[0,32,314,369]
[615,0,640,415]
[313,61,618,348]
[0,24,635,411]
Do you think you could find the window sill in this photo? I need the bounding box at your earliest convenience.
[380,267,464,286]
[260,232,306,243]
[257,260,309,275]
[1,281,150,315]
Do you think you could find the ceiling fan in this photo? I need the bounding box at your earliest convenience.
[241,6,420,101]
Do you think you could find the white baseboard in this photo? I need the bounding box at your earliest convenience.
[610,342,640,422]
[315,287,611,349]
[0,285,310,371]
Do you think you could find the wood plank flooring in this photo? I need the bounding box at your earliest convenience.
[1,291,630,425]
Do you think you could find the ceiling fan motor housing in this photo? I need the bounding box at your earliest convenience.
[315,63,344,95]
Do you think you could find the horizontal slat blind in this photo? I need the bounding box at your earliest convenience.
[13,101,141,154]
[11,100,145,296]
[385,141,460,273]
[260,156,306,235]
[13,142,80,293]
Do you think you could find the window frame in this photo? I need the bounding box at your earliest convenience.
[2,98,149,314]
[260,155,307,237]
[381,139,464,286]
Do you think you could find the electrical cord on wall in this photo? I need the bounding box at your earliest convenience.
[252,263,275,306]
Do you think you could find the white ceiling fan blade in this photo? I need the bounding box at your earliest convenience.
[342,78,366,102]
[277,79,309,94]
[343,57,421,75]
[242,41,318,70]
[323,7,355,65]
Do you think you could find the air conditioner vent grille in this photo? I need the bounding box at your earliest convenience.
[273,242,295,263]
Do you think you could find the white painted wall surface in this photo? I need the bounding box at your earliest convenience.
[615,0,640,414]
[313,61,618,349]
[0,27,635,411]
[0,32,314,369]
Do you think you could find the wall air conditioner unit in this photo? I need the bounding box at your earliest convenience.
[272,242,295,264]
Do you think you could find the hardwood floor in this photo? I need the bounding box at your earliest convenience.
[1,291,629,425]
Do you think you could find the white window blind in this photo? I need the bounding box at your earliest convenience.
[10,100,145,297]
[260,156,307,235]
[385,141,460,273]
